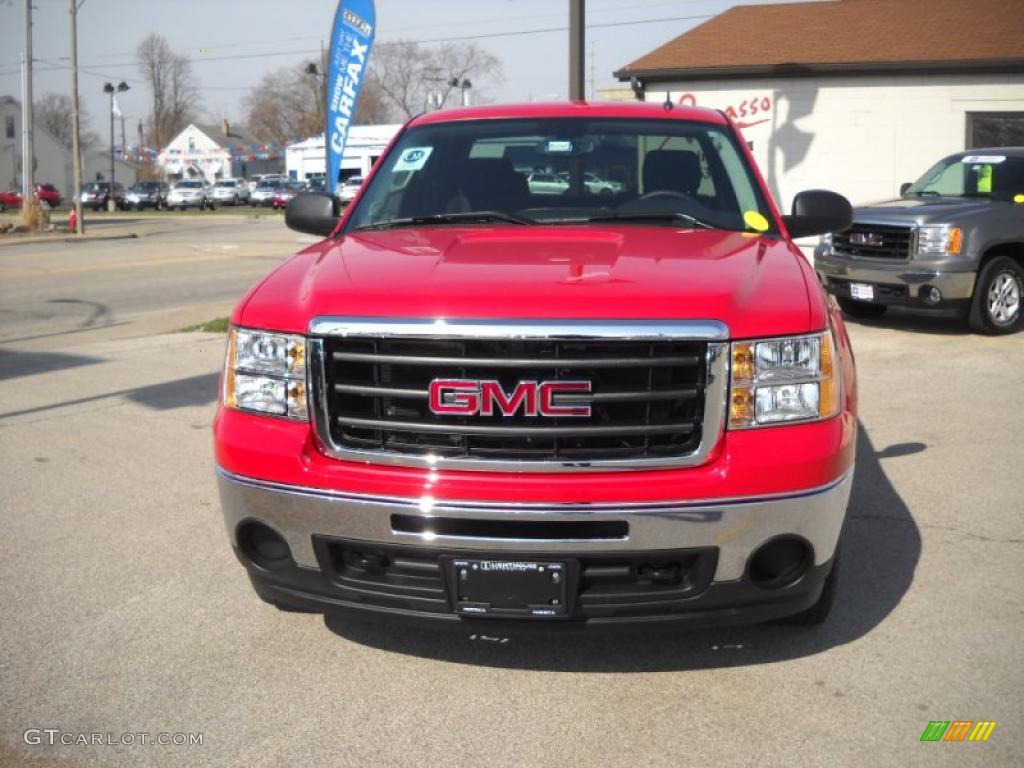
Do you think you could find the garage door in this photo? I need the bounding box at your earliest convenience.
[967,112,1024,148]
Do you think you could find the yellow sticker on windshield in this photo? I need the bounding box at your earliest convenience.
[1014,193,1024,205]
[743,210,770,232]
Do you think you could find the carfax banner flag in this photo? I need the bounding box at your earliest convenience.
[326,0,376,195]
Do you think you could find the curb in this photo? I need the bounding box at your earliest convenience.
[0,232,139,248]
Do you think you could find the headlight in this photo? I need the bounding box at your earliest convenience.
[916,225,962,256]
[729,332,839,428]
[223,327,307,420]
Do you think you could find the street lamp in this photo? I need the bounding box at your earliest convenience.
[102,81,129,211]
[448,77,473,107]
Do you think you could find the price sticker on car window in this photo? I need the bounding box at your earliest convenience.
[394,147,433,172]
[961,155,1006,164]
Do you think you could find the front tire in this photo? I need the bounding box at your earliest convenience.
[837,298,887,319]
[969,256,1023,334]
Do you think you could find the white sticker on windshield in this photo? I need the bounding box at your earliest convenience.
[961,155,1006,164]
[393,147,433,172]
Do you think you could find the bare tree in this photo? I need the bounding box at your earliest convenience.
[368,40,502,120]
[243,66,323,145]
[243,62,392,145]
[34,92,100,149]
[136,34,200,148]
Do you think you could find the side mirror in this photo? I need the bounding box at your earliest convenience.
[899,182,913,196]
[285,192,339,237]
[782,189,853,239]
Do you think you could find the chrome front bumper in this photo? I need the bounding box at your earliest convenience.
[815,254,976,300]
[216,467,852,582]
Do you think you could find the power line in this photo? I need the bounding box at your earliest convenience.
[1,12,712,74]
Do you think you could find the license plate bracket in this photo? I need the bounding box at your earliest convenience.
[448,558,569,618]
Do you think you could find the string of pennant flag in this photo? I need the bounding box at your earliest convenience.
[119,141,294,165]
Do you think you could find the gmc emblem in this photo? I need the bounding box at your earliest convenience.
[428,379,592,418]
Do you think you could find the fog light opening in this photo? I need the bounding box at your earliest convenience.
[921,285,942,305]
[238,521,293,570]
[748,536,811,589]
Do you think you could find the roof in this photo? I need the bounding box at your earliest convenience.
[194,123,266,148]
[616,0,1024,82]
[408,101,728,126]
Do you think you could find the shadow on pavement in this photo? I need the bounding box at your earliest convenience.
[842,307,970,336]
[126,373,220,410]
[324,424,922,671]
[0,372,219,419]
[0,348,104,381]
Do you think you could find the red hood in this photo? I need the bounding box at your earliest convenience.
[237,225,823,339]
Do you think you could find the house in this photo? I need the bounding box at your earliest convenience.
[615,0,1024,210]
[156,121,282,183]
[285,124,402,185]
[0,95,137,200]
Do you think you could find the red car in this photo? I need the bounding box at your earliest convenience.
[215,101,856,631]
[270,181,308,210]
[0,183,61,211]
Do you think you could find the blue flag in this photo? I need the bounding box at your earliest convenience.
[326,0,376,196]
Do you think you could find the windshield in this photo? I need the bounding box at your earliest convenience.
[905,153,1024,200]
[215,180,236,187]
[177,181,202,189]
[346,117,773,233]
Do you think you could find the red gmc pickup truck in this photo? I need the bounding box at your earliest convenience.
[215,101,857,630]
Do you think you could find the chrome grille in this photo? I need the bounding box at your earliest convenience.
[309,319,728,471]
[833,223,914,260]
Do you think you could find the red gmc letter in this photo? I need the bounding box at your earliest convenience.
[539,381,592,417]
[429,380,480,415]
[481,381,537,417]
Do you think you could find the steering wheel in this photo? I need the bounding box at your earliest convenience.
[637,189,695,202]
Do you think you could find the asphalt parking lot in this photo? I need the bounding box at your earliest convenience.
[0,217,1021,767]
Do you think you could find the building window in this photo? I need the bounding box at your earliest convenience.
[188,137,196,152]
[966,112,1024,149]
[4,116,14,139]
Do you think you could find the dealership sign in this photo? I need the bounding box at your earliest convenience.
[327,0,376,194]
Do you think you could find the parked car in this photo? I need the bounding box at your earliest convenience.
[125,181,169,211]
[250,178,282,207]
[80,182,126,211]
[217,101,857,631]
[307,176,327,192]
[0,183,62,211]
[167,180,215,210]
[338,175,363,203]
[271,181,309,210]
[816,147,1024,334]
[527,172,569,195]
[247,174,287,198]
[213,178,250,205]
[584,172,625,196]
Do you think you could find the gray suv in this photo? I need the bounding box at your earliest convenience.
[816,148,1024,334]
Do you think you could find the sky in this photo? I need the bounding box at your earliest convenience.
[0,0,805,145]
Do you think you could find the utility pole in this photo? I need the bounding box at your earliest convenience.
[21,0,35,204]
[70,0,85,233]
[589,40,596,101]
[569,0,585,101]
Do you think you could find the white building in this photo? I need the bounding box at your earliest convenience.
[285,124,402,185]
[157,121,281,183]
[615,0,1024,211]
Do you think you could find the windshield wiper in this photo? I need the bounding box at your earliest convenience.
[354,211,533,231]
[914,190,941,197]
[585,211,717,229]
